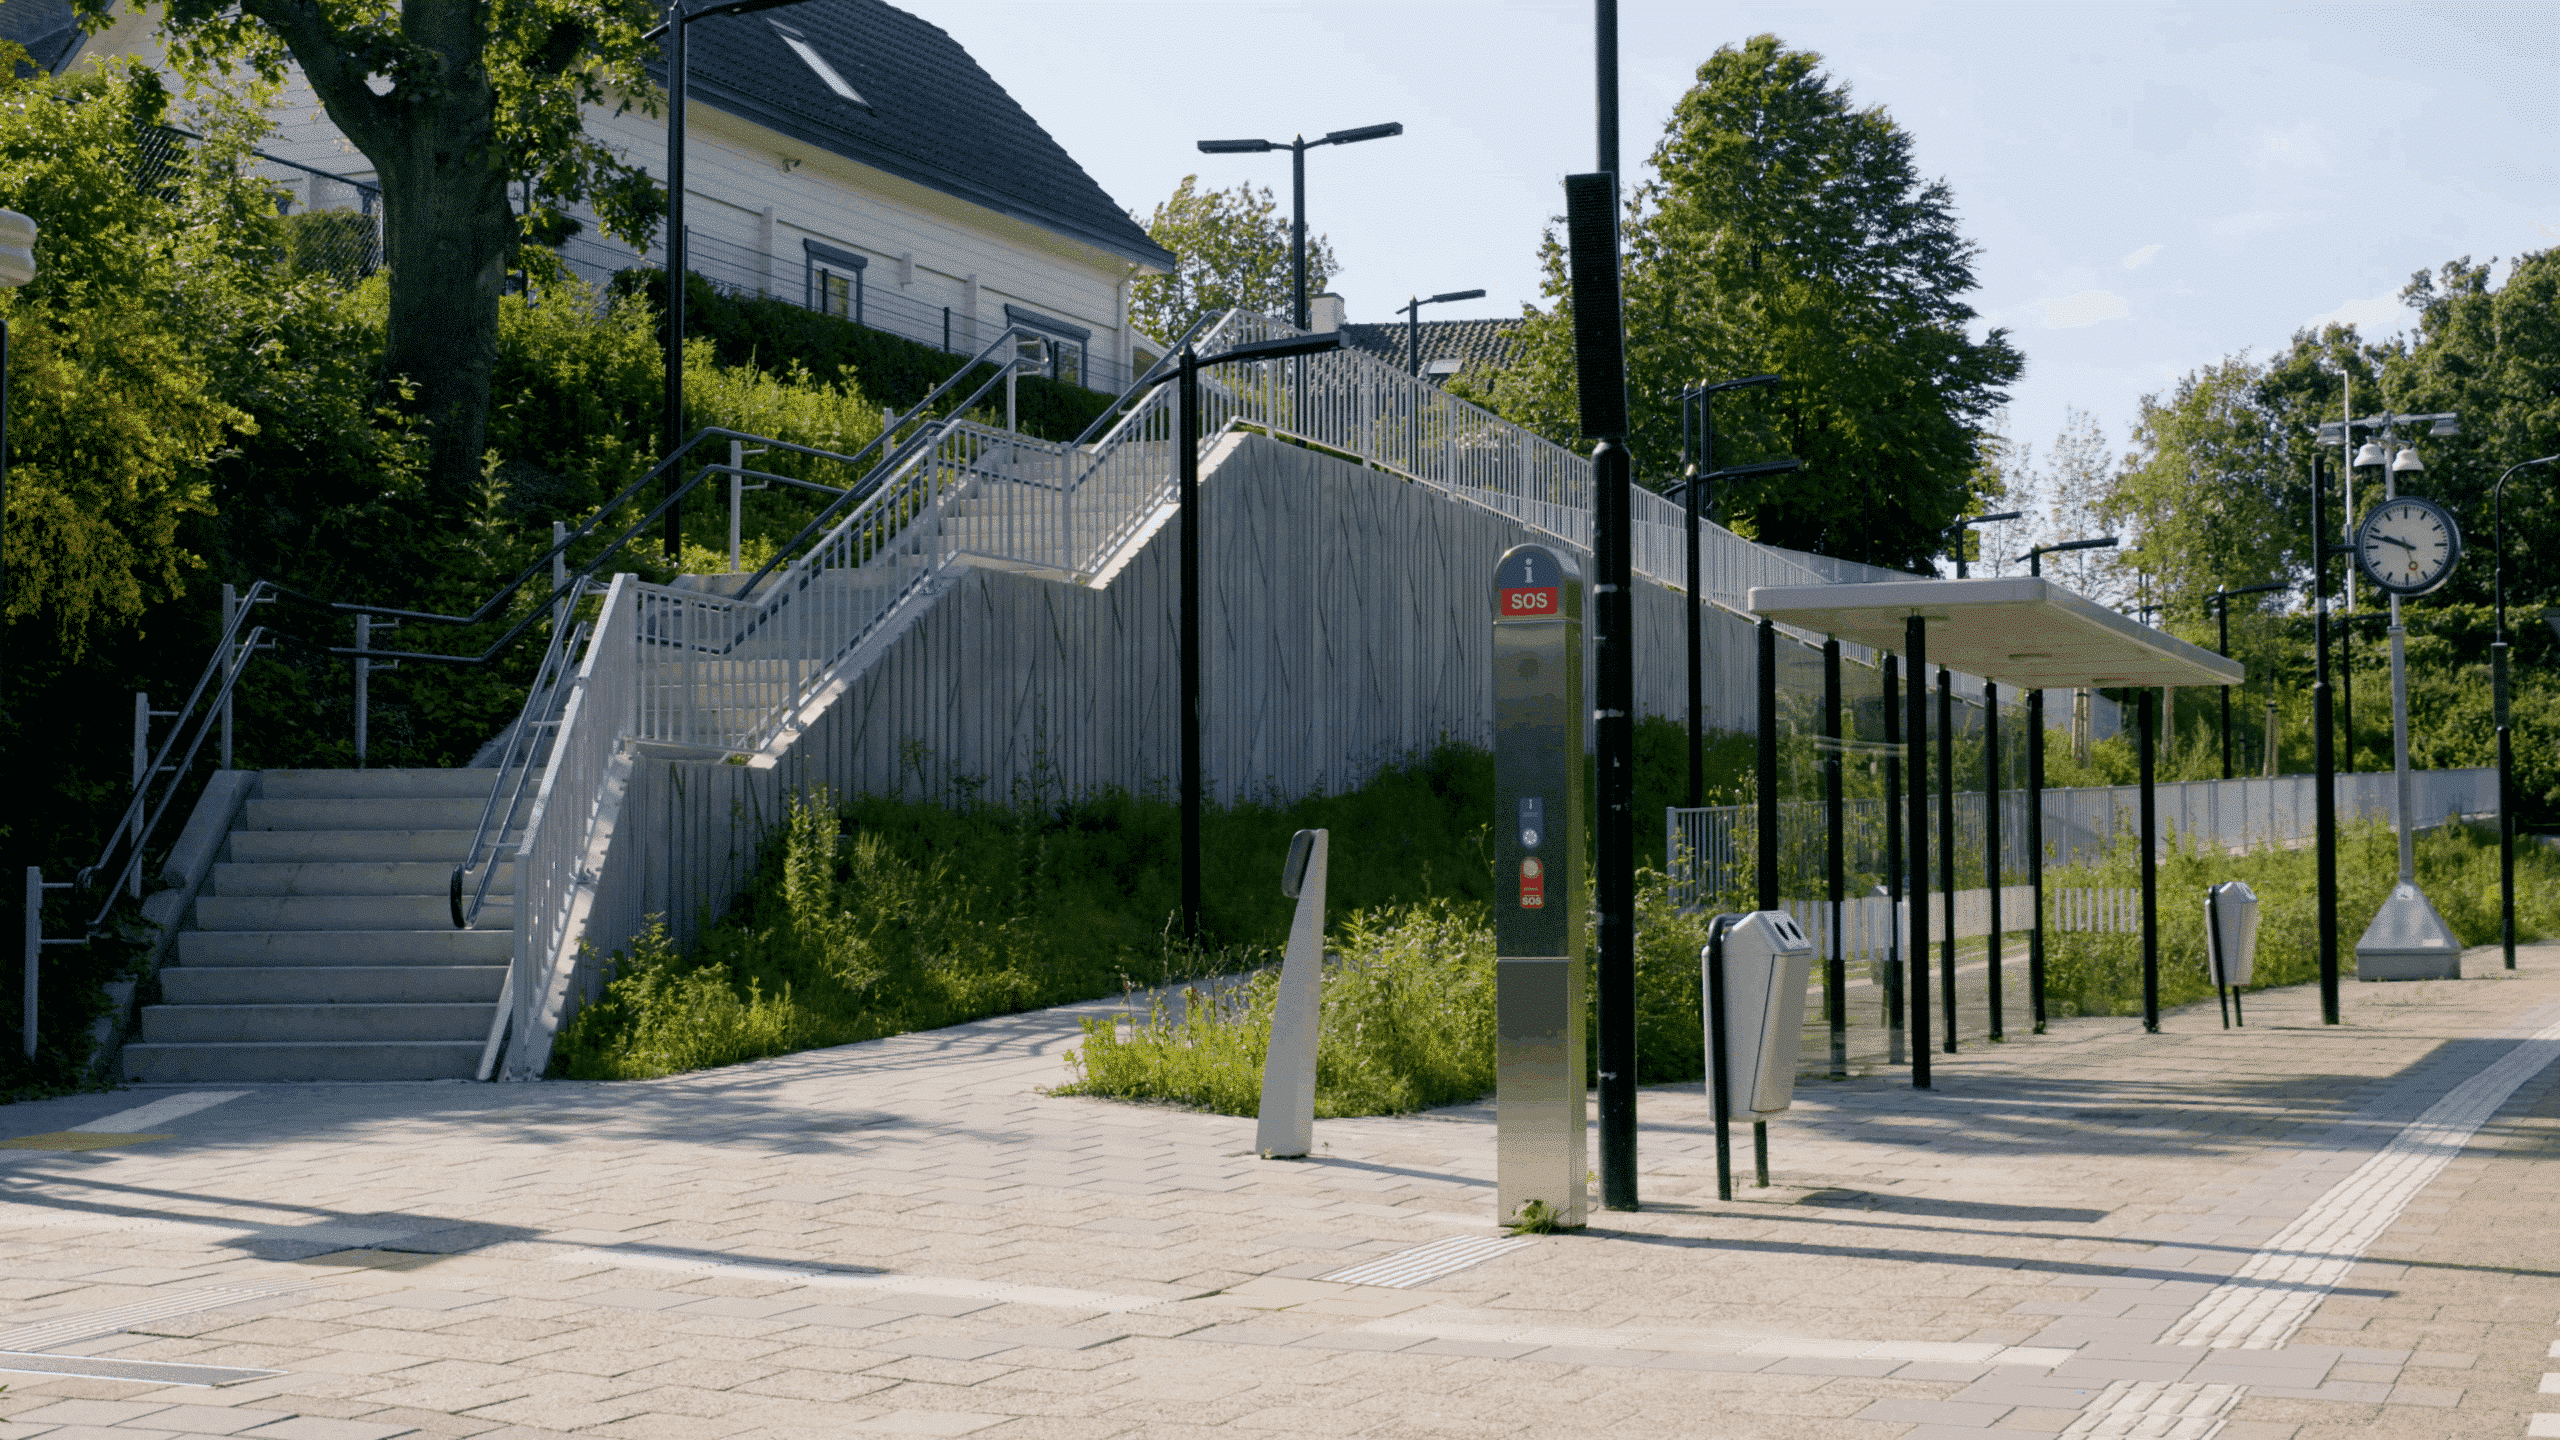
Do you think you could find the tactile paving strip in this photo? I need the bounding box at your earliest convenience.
[1318,1234,1536,1288]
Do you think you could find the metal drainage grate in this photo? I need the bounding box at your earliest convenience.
[1317,1234,1536,1289]
[0,1350,282,1387]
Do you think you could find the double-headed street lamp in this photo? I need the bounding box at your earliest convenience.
[1197,124,1402,331]
[2204,581,2288,779]
[649,0,844,559]
[1397,289,1484,376]
[1942,511,2022,579]
[2019,536,2118,577]
[1672,374,1794,807]
[1128,329,1347,936]
[2491,453,2560,970]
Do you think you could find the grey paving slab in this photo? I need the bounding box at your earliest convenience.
[3,950,2559,1438]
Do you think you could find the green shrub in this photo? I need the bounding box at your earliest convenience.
[2040,817,2560,1019]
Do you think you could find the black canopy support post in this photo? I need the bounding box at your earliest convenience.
[1824,637,1846,1080]
[1706,913,1733,1201]
[1561,167,1635,1213]
[1905,617,1932,1088]
[2219,600,2234,780]
[1883,654,1905,1067]
[1937,667,1957,1054]
[1177,348,1204,940]
[2139,687,2160,1033]
[2497,641,2515,970]
[1757,618,1780,912]
[2313,454,2341,1024]
[1753,1120,1769,1188]
[2027,686,2047,1033]
[1984,679,2003,1042]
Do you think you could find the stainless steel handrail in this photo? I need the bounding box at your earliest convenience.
[450,615,592,929]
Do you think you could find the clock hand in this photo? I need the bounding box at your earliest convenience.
[2372,534,2418,553]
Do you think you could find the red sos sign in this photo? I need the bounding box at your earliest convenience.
[1500,587,1559,618]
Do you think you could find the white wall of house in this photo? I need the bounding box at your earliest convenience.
[69,14,1152,387]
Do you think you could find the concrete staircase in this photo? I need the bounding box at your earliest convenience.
[126,769,525,1083]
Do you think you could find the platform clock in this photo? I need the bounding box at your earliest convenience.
[2353,495,2463,597]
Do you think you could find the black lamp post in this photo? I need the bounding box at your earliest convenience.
[1674,374,1787,807]
[2491,454,2560,971]
[1196,123,1403,331]
[2015,536,2117,1035]
[1940,511,2022,578]
[1397,289,1485,376]
[2205,581,2288,779]
[649,0,843,560]
[1131,330,1347,936]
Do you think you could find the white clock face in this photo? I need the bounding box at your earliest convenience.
[2354,497,2462,597]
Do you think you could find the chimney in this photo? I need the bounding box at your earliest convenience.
[1308,292,1345,333]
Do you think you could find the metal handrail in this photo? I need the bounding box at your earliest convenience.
[1069,313,1220,447]
[338,323,1059,660]
[77,583,281,927]
[450,614,592,929]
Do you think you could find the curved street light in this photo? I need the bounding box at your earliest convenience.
[1196,123,1403,331]
[2490,453,2560,970]
[1397,288,1485,376]
[1941,510,2022,578]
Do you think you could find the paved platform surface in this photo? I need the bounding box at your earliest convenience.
[3,945,2557,1440]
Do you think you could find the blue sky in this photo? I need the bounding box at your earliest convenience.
[922,0,2555,477]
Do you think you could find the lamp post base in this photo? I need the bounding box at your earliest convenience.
[2354,881,2465,982]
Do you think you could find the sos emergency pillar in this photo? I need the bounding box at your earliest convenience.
[1494,543,1588,1229]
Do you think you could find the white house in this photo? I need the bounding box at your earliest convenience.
[27,0,1174,390]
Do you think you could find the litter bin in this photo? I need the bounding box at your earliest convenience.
[2205,880,2259,1027]
[1703,910,1816,1120]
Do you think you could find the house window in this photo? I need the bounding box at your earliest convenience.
[804,240,867,326]
[1003,304,1092,389]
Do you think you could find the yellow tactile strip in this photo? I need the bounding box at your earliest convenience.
[0,1131,172,1151]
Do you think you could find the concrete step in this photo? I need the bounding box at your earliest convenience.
[257,768,516,800]
[242,798,528,832]
[196,895,511,932]
[209,861,514,897]
[160,966,507,1007]
[139,1002,493,1044]
[225,829,494,864]
[177,929,510,966]
[124,1040,485,1083]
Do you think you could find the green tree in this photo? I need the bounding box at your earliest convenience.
[1481,34,2023,568]
[114,0,665,508]
[2381,252,2560,611]
[0,60,255,655]
[1129,175,1337,345]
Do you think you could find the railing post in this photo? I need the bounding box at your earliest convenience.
[22,866,37,1059]
[354,614,370,767]
[220,583,237,768]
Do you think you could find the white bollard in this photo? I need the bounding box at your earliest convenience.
[1255,828,1327,1158]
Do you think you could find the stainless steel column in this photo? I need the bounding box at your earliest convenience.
[1494,542,1588,1228]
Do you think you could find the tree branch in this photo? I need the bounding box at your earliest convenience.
[236,0,394,152]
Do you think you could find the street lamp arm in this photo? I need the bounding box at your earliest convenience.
[645,0,815,41]
[1941,510,2023,538]
[2491,454,2560,638]
[1319,122,1403,146]
[1197,138,1277,153]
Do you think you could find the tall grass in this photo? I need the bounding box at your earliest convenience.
[2042,817,2560,1018]
[1057,871,1720,1119]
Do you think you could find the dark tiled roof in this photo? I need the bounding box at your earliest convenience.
[0,0,85,75]
[1337,317,1526,381]
[661,0,1173,272]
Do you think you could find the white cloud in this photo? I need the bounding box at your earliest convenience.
[2121,244,2163,270]
[2305,290,2405,337]
[2037,290,2133,329]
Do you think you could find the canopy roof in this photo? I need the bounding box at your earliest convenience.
[1746,576,2243,689]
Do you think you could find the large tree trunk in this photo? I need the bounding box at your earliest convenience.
[375,106,513,508]
[248,0,517,509]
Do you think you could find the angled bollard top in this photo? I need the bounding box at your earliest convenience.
[1256,828,1327,1159]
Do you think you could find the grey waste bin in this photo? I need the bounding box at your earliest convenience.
[1703,910,1817,1119]
[2205,880,2259,1028]
[2205,881,2258,989]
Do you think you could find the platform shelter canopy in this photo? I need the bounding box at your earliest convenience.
[1744,576,2243,690]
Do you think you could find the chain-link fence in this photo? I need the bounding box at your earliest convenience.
[132,124,382,286]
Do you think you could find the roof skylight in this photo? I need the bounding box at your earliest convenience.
[770,21,868,107]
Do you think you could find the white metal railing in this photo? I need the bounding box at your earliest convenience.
[1668,767,2500,907]
[496,575,639,1081]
